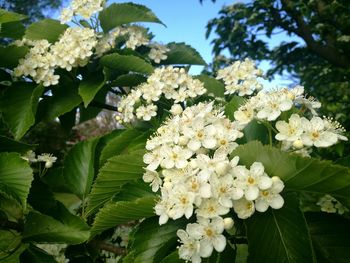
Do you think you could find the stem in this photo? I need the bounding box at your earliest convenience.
[90,101,119,111]
[88,240,126,255]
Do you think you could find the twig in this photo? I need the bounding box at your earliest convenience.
[88,240,126,255]
[90,101,119,111]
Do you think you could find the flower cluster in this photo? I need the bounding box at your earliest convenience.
[13,28,96,86]
[36,243,69,263]
[275,114,347,149]
[21,150,57,168]
[142,102,285,262]
[148,43,170,63]
[60,0,104,23]
[118,66,206,123]
[317,194,348,215]
[216,58,263,96]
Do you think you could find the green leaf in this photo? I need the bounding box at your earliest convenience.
[91,196,155,237]
[224,95,245,120]
[306,212,350,262]
[20,245,56,263]
[0,83,44,140]
[0,21,25,39]
[79,71,106,107]
[0,9,27,23]
[161,42,206,66]
[0,152,33,208]
[63,138,99,200]
[195,75,224,97]
[86,151,144,216]
[127,217,186,263]
[100,53,154,74]
[39,78,82,121]
[0,46,28,68]
[0,136,34,153]
[245,193,316,262]
[99,3,164,33]
[0,230,22,261]
[231,141,350,207]
[23,209,90,244]
[0,243,28,263]
[25,19,68,43]
[99,129,143,166]
[111,73,147,87]
[160,251,184,263]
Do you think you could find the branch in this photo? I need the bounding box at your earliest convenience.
[280,0,350,68]
[88,240,126,255]
[0,219,22,232]
[89,101,119,111]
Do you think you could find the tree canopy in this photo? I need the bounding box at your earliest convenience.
[204,0,350,129]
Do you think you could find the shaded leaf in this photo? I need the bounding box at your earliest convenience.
[63,138,99,200]
[224,95,245,120]
[0,152,33,208]
[245,193,315,262]
[0,83,44,140]
[20,245,56,263]
[0,46,28,68]
[0,136,34,153]
[111,73,147,87]
[79,71,105,107]
[161,42,206,65]
[86,151,144,216]
[0,21,25,39]
[0,9,27,23]
[25,19,68,43]
[91,196,155,237]
[99,3,164,33]
[195,75,224,97]
[100,53,154,74]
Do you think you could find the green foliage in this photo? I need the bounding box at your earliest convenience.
[246,193,315,262]
[78,70,106,107]
[0,152,33,207]
[195,75,225,97]
[100,53,154,74]
[162,42,206,66]
[99,3,164,33]
[25,19,67,42]
[0,46,28,68]
[0,136,33,153]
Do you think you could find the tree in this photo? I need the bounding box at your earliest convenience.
[0,0,62,22]
[204,0,350,129]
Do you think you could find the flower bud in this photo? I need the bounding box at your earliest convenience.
[215,162,230,176]
[223,217,234,230]
[292,139,303,149]
[170,104,183,115]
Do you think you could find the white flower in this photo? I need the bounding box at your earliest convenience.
[317,194,348,215]
[256,92,293,121]
[59,0,104,23]
[168,186,196,219]
[148,43,170,63]
[196,198,230,218]
[255,176,285,212]
[37,153,57,168]
[21,150,37,163]
[160,145,193,169]
[301,116,338,147]
[135,104,157,121]
[170,104,183,115]
[177,229,202,263]
[223,217,234,230]
[142,169,162,192]
[275,114,303,142]
[233,198,255,219]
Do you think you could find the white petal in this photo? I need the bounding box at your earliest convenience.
[245,186,259,200]
[258,176,273,190]
[255,199,269,212]
[250,162,264,177]
[200,184,212,198]
[213,235,226,252]
[188,139,201,151]
[232,188,244,200]
[270,195,284,209]
[203,138,217,149]
[199,239,214,258]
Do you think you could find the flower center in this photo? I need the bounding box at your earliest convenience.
[247,176,255,184]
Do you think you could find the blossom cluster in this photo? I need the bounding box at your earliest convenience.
[148,43,170,63]
[13,27,97,86]
[21,150,57,168]
[142,102,285,262]
[60,0,104,23]
[36,243,69,263]
[317,194,348,215]
[118,66,206,123]
[216,58,263,96]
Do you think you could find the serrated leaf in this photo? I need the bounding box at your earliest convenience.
[0,9,27,23]
[0,136,34,153]
[25,19,68,43]
[99,3,164,33]
[161,42,206,66]
[79,71,105,107]
[128,217,186,263]
[100,53,154,74]
[23,209,90,244]
[63,138,99,200]
[99,129,143,166]
[0,46,28,69]
[231,141,350,207]
[195,75,224,97]
[86,151,144,216]
[111,73,147,87]
[306,212,350,262]
[91,196,155,237]
[0,83,44,140]
[0,152,33,208]
[245,193,316,262]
